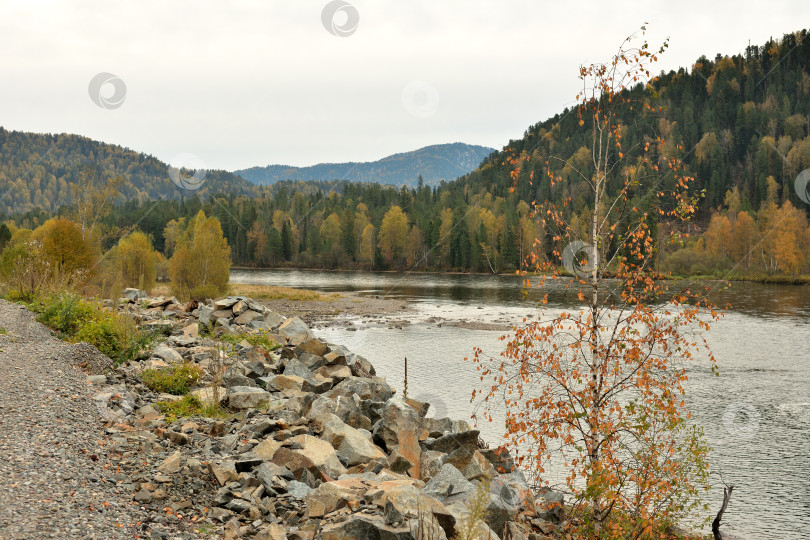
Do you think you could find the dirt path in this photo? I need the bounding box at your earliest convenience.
[0,300,143,539]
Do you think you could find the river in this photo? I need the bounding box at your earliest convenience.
[231,269,810,539]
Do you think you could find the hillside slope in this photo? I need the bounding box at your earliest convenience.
[457,29,810,217]
[0,129,252,216]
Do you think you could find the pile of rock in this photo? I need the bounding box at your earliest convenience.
[88,290,563,539]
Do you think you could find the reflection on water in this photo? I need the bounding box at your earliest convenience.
[232,269,810,539]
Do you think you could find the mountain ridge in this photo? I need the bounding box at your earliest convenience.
[233,142,495,187]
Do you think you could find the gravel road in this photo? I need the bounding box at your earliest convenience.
[0,300,142,539]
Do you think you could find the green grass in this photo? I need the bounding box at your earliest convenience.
[155,394,230,423]
[0,327,6,335]
[211,329,280,351]
[142,363,203,395]
[30,292,152,364]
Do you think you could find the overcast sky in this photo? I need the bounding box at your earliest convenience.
[1,1,808,172]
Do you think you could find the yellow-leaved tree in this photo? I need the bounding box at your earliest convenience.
[378,205,408,264]
[168,211,231,300]
[117,231,157,291]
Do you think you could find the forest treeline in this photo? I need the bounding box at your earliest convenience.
[2,29,810,278]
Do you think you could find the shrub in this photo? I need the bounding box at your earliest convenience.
[142,363,203,395]
[155,394,228,423]
[33,293,147,364]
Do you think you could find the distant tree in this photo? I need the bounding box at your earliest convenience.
[116,231,157,290]
[320,212,344,266]
[281,220,294,261]
[169,211,231,300]
[360,223,376,268]
[31,218,96,279]
[0,223,11,251]
[378,205,408,264]
[247,221,268,264]
[438,208,453,268]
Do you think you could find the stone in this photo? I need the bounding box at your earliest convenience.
[209,461,238,486]
[305,478,368,517]
[345,353,376,377]
[86,375,107,385]
[388,450,414,475]
[283,358,315,380]
[317,413,386,467]
[267,374,305,391]
[141,319,174,335]
[191,386,226,406]
[287,480,313,499]
[253,438,282,460]
[166,430,189,445]
[464,450,496,481]
[256,462,294,492]
[285,434,347,479]
[422,463,475,504]
[425,430,480,455]
[158,451,182,474]
[234,310,262,325]
[298,352,327,371]
[315,364,352,382]
[263,310,286,327]
[181,322,199,337]
[227,386,271,410]
[420,450,446,482]
[320,515,411,539]
[134,488,153,503]
[122,288,147,301]
[373,399,427,478]
[296,338,329,357]
[302,375,333,394]
[326,376,394,402]
[148,296,177,308]
[197,305,215,328]
[306,395,371,431]
[213,297,240,309]
[255,524,286,540]
[277,316,313,345]
[153,344,183,363]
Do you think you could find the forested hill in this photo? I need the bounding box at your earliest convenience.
[458,29,810,217]
[234,143,495,187]
[0,129,252,215]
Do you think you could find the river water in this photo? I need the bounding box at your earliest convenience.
[231,269,810,539]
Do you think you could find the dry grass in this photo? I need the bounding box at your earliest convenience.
[229,283,339,302]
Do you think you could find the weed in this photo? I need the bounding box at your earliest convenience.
[142,363,202,395]
[155,394,230,423]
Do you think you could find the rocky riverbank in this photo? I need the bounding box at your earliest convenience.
[2,290,564,539]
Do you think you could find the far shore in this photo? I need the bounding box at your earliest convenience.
[231,265,810,286]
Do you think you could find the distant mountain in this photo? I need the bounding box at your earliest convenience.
[0,128,252,216]
[233,143,495,187]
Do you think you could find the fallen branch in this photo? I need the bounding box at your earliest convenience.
[712,484,734,540]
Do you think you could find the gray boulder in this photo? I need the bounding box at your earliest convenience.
[227,386,271,409]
